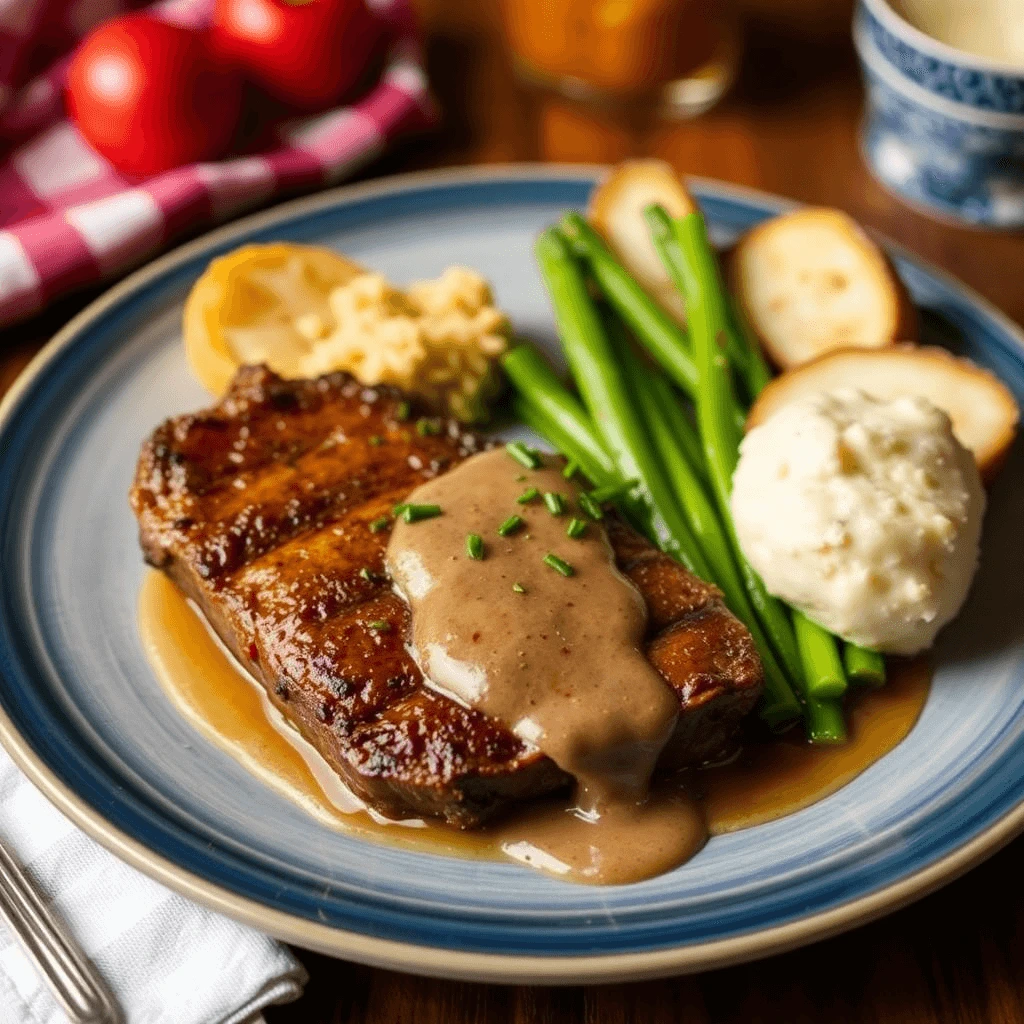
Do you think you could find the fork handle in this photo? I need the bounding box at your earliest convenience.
[0,841,122,1024]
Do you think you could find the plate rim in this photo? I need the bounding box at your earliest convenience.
[3,163,1024,984]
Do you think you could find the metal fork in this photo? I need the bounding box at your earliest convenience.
[0,838,122,1023]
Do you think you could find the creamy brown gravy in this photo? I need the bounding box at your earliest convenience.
[386,449,699,882]
[139,571,930,884]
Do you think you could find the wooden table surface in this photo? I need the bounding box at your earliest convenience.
[4,1,1024,1021]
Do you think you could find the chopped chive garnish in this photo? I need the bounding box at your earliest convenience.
[578,492,604,521]
[512,582,526,594]
[416,417,440,436]
[368,434,383,446]
[562,459,578,480]
[393,502,409,516]
[517,486,540,504]
[367,620,391,632]
[506,441,541,469]
[466,533,484,560]
[543,492,567,516]
[395,401,411,421]
[368,515,391,533]
[498,514,526,537]
[401,503,442,523]
[359,567,379,582]
[566,517,587,539]
[543,553,574,577]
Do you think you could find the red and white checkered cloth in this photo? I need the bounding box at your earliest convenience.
[0,0,435,328]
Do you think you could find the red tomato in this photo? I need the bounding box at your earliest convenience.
[210,0,386,112]
[66,15,242,177]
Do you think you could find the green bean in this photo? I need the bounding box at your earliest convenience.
[728,295,774,398]
[673,211,805,685]
[844,644,887,688]
[535,227,713,580]
[616,338,800,725]
[502,345,618,487]
[614,332,735,594]
[793,611,848,699]
[660,386,709,488]
[643,204,752,386]
[804,697,848,744]
[558,212,700,399]
[509,394,615,489]
[645,204,776,406]
[641,366,738,589]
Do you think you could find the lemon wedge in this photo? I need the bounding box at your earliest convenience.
[183,243,365,397]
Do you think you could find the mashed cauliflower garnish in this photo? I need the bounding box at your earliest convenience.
[271,266,507,422]
[731,389,985,655]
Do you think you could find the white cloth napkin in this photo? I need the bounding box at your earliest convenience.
[0,745,307,1024]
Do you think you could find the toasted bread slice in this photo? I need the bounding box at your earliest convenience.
[588,159,697,324]
[747,345,1019,482]
[729,208,918,370]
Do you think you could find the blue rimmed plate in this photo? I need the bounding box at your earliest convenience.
[1,167,1022,983]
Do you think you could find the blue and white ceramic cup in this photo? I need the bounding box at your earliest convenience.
[854,0,1024,228]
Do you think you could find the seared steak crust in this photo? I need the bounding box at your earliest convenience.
[131,366,762,826]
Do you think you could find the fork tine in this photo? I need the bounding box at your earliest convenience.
[0,840,122,1024]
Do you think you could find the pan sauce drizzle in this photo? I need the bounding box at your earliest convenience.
[387,449,703,883]
[139,517,931,882]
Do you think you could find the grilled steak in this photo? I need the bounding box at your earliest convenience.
[131,366,762,827]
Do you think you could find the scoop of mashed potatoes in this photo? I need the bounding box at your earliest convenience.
[290,266,508,423]
[731,389,984,655]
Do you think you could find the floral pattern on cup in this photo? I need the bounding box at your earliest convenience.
[859,1,1024,114]
[860,63,1024,227]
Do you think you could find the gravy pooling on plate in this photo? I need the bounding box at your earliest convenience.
[138,569,931,875]
[387,448,703,884]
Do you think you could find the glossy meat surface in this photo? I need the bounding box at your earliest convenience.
[131,366,762,826]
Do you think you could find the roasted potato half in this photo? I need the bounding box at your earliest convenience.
[729,208,918,370]
[746,345,1019,482]
[588,159,697,324]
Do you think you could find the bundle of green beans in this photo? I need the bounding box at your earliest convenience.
[646,209,848,742]
[644,208,885,708]
[502,202,887,743]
